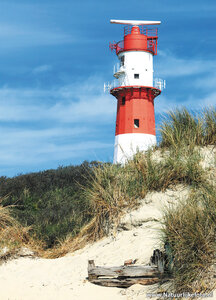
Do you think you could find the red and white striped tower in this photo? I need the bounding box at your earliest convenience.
[109,20,164,164]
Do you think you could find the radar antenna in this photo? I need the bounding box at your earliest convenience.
[110,19,161,25]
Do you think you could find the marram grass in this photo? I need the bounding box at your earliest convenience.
[84,145,205,241]
[161,185,216,293]
[81,107,216,293]
[0,198,43,259]
[159,107,216,148]
[0,106,215,293]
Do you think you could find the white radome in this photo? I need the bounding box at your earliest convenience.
[110,19,161,25]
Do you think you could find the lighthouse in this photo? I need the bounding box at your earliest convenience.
[108,20,164,164]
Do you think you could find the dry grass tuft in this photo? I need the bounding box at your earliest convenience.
[0,198,43,260]
[161,185,216,293]
[84,163,137,241]
[160,107,216,149]
[77,144,205,245]
[40,217,98,258]
[204,108,216,145]
[40,145,207,259]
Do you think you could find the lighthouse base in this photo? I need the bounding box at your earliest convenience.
[113,133,156,164]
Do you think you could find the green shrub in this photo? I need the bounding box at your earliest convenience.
[12,187,92,248]
[0,161,96,248]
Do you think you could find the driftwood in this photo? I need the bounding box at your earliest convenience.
[88,261,160,278]
[150,249,167,273]
[89,277,160,288]
[88,259,168,288]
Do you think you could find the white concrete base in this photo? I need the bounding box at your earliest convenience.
[113,133,156,164]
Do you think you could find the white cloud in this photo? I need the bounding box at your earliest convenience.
[156,50,216,78]
[49,94,115,123]
[155,92,216,114]
[33,65,52,74]
[0,23,73,48]
[0,127,89,146]
[199,92,216,107]
[0,76,116,123]
[0,75,115,172]
[193,72,216,90]
[0,139,112,166]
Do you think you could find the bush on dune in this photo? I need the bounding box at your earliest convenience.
[0,198,41,258]
[0,161,96,249]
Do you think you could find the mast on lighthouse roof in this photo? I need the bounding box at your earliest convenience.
[107,19,165,164]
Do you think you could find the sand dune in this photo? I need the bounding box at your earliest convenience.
[0,186,190,300]
[0,146,215,300]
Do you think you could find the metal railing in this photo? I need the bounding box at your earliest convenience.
[154,78,166,91]
[141,27,158,37]
[124,26,158,37]
[113,63,120,74]
[111,39,157,55]
[104,78,166,93]
[104,80,118,93]
[113,63,125,77]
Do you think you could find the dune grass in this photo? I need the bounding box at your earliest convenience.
[29,107,216,292]
[39,142,208,258]
[83,144,205,241]
[79,107,216,293]
[158,107,216,292]
[204,108,216,145]
[162,185,216,293]
[0,198,43,259]
[42,145,205,258]
[159,107,216,148]
[0,107,215,293]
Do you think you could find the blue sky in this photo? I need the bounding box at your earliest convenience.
[0,0,215,177]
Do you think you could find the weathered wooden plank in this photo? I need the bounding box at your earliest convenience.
[88,260,95,270]
[88,260,98,280]
[88,265,160,278]
[89,277,160,287]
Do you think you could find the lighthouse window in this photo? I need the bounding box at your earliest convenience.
[134,73,139,79]
[134,119,139,128]
[120,55,125,66]
[122,97,125,105]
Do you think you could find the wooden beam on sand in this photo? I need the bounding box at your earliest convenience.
[88,263,160,278]
[89,277,160,288]
[87,259,168,287]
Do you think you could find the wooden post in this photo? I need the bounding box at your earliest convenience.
[88,260,95,269]
[88,260,98,280]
